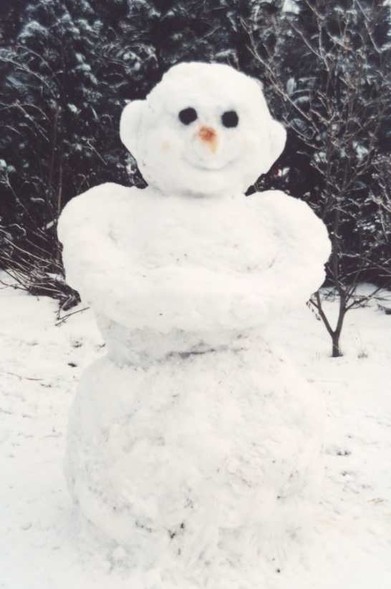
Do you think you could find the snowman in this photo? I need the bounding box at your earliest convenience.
[58,62,330,587]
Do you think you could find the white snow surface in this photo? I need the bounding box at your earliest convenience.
[1,283,391,588]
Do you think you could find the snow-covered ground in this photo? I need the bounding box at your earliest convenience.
[1,282,391,588]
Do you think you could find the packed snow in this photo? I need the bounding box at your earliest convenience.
[1,283,391,588]
[55,62,333,585]
[58,184,329,335]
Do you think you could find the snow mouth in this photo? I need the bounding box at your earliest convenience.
[183,156,236,172]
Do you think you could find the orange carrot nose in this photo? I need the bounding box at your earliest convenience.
[198,126,218,152]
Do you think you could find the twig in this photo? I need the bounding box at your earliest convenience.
[55,306,89,326]
[0,370,42,381]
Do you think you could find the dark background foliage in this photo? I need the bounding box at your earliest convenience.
[0,0,390,310]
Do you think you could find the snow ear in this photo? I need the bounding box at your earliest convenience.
[266,119,286,173]
[120,100,145,159]
[254,79,287,173]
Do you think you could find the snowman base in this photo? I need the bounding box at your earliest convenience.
[66,326,321,583]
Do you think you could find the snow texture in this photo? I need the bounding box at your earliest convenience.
[2,282,391,589]
[57,62,331,585]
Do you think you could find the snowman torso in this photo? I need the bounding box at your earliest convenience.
[60,180,329,362]
[62,181,319,357]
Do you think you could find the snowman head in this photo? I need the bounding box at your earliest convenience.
[120,62,286,197]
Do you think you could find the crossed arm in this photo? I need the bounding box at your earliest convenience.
[58,185,330,332]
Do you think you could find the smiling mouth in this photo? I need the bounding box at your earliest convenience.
[183,156,236,172]
[190,162,226,172]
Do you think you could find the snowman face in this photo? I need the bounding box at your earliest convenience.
[177,106,239,171]
[120,63,286,197]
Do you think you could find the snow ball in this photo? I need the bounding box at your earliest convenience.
[120,62,287,196]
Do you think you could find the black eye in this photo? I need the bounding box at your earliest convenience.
[178,107,198,125]
[221,110,239,128]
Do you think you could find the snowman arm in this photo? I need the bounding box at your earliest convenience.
[57,183,138,314]
[251,191,331,309]
[58,185,330,330]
